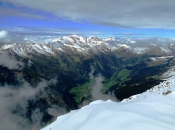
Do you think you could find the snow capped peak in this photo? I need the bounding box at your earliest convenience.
[70,35,86,43]
[103,36,115,42]
[122,75,175,102]
[71,34,80,38]
[60,36,75,43]
[0,35,172,56]
[88,35,99,39]
[52,38,61,43]
[170,43,175,47]
[87,35,101,42]
[1,43,17,49]
[117,44,131,49]
[127,39,136,43]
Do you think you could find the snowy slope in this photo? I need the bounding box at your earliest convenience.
[41,76,175,130]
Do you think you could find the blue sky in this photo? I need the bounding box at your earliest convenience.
[0,0,175,38]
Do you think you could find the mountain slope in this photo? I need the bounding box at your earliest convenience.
[1,35,175,130]
[41,76,175,130]
[0,35,172,56]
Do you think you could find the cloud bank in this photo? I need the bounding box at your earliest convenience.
[89,66,118,102]
[0,77,63,130]
[0,80,47,130]
[0,30,26,45]
[91,74,118,102]
[0,53,23,69]
[2,0,175,29]
[0,30,11,44]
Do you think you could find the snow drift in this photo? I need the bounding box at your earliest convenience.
[41,77,175,130]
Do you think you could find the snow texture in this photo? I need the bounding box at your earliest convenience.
[0,35,154,56]
[41,76,175,130]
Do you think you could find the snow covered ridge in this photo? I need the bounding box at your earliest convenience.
[122,76,175,102]
[0,35,171,56]
[0,35,132,56]
[41,76,175,130]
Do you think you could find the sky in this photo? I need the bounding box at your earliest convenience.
[0,0,175,38]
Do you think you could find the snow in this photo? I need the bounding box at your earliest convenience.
[133,47,147,54]
[79,36,86,43]
[130,40,136,43]
[160,47,170,53]
[149,56,174,61]
[1,43,16,49]
[103,36,115,42]
[125,39,136,44]
[150,57,157,61]
[160,66,175,79]
[117,44,131,49]
[41,76,175,130]
[0,35,173,56]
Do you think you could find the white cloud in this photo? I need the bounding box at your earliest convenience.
[0,7,46,20]
[0,79,47,130]
[0,53,23,69]
[0,30,11,44]
[0,30,26,45]
[0,77,60,130]
[0,30,11,45]
[0,30,8,39]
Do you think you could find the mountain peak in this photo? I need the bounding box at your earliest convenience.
[0,35,173,56]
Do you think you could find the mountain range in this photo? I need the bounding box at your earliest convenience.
[1,35,174,56]
[0,35,175,130]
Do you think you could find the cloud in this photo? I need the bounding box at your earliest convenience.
[0,7,46,20]
[0,29,41,44]
[28,59,33,67]
[0,27,82,41]
[91,74,118,102]
[0,30,11,44]
[8,27,80,36]
[0,30,8,39]
[47,105,66,118]
[89,66,118,102]
[2,0,175,28]
[0,53,23,69]
[0,78,60,130]
[0,30,25,45]
[0,28,84,45]
[0,80,46,130]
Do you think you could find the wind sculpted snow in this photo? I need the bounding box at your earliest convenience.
[42,76,175,130]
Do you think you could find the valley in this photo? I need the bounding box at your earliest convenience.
[0,35,175,129]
